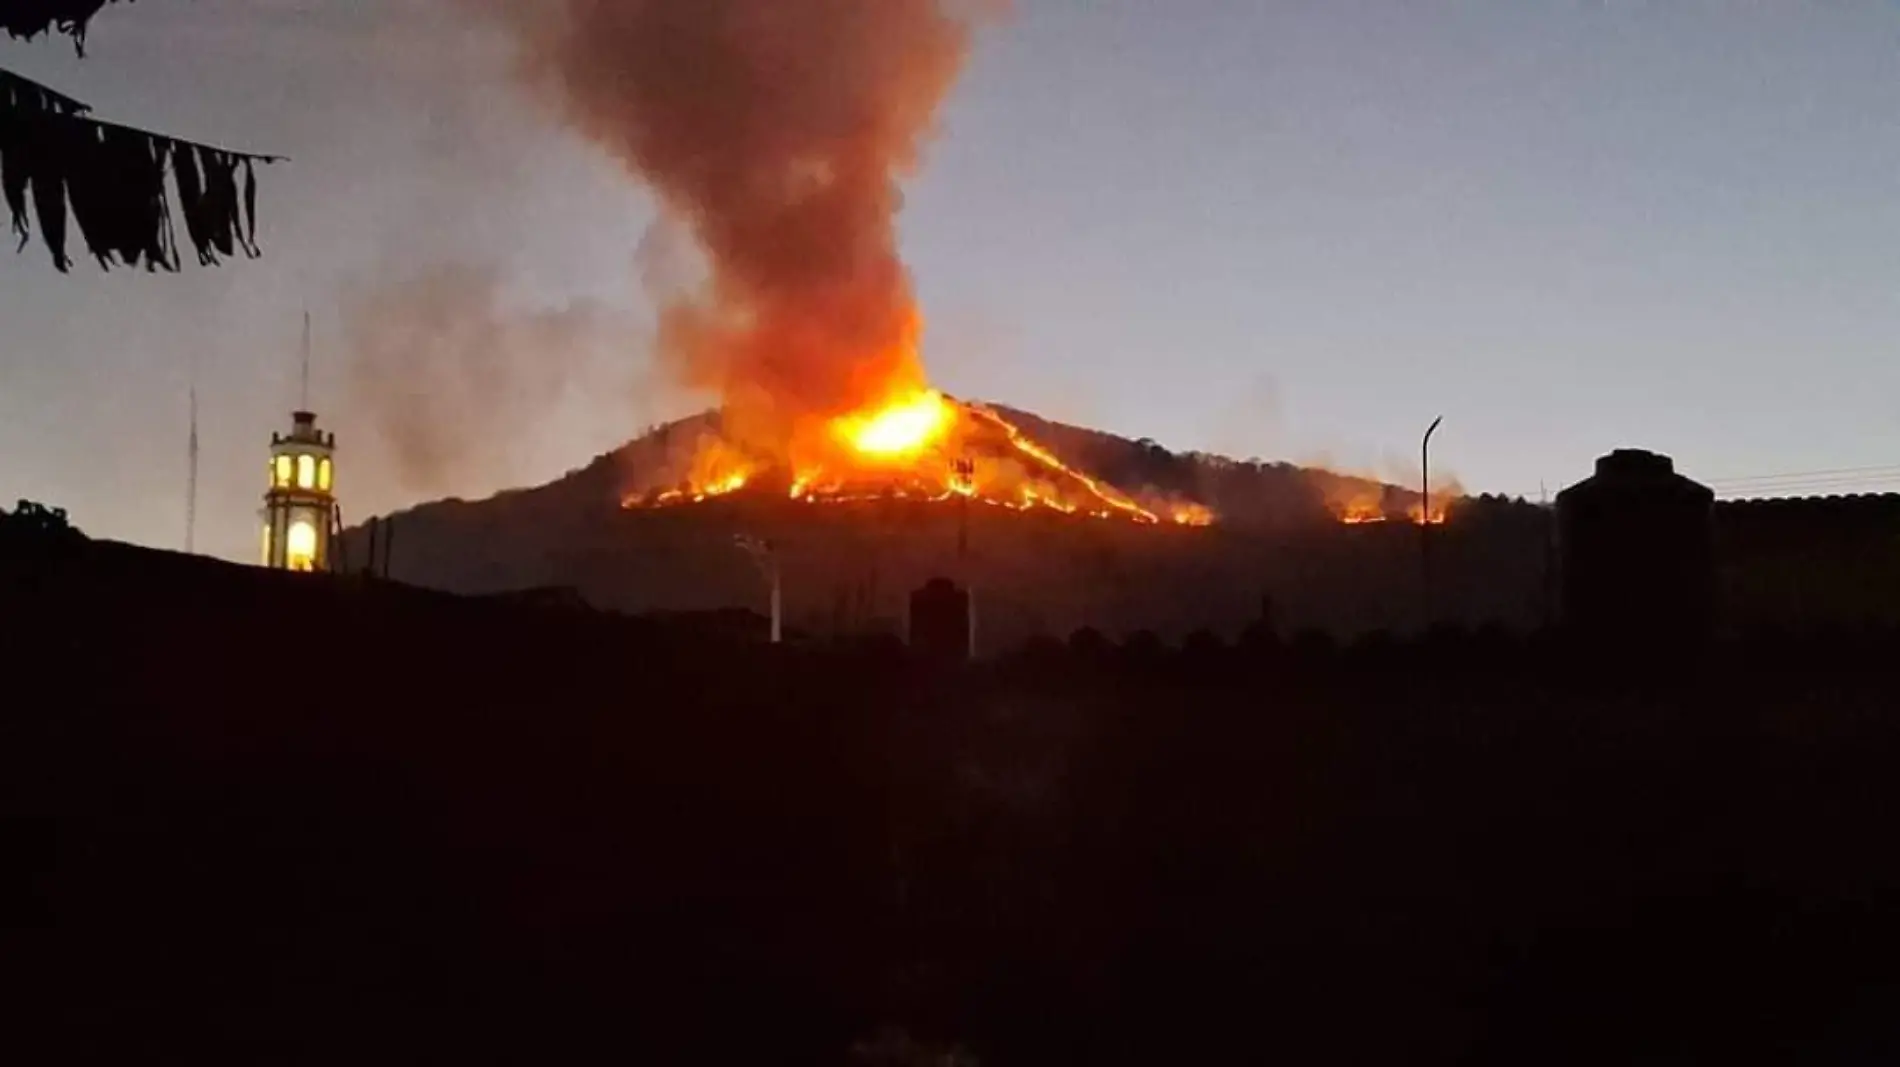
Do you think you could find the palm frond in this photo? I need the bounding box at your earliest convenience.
[0,66,281,271]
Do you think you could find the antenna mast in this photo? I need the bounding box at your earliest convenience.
[185,381,199,555]
[300,310,311,411]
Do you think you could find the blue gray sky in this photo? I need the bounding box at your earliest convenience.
[4,0,1900,562]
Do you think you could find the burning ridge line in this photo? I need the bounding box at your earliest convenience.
[623,395,1215,526]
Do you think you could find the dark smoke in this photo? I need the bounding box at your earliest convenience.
[343,265,638,493]
[484,0,989,445]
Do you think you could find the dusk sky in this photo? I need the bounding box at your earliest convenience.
[5,0,1900,562]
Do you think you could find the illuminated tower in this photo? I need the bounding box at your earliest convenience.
[261,408,336,572]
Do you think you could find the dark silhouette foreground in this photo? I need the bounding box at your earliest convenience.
[5,525,1900,1064]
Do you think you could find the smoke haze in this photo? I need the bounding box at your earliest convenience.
[482,0,990,450]
[343,266,639,494]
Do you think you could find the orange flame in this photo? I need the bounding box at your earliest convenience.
[626,389,1215,527]
[834,390,955,459]
[1324,479,1455,526]
[1169,502,1216,527]
[618,292,1212,526]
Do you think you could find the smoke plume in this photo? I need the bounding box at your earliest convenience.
[343,266,639,493]
[484,0,988,450]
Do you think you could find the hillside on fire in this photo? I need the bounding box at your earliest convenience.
[345,403,1546,646]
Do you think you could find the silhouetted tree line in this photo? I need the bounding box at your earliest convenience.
[6,533,1900,1064]
[0,498,84,554]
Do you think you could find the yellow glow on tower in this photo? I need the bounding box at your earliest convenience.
[263,409,338,574]
[286,520,318,572]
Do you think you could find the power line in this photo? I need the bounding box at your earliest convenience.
[1705,463,1900,488]
[1710,473,1900,498]
[1716,476,1900,492]
[1510,463,1900,497]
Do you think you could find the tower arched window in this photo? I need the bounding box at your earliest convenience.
[286,519,318,573]
[296,454,317,490]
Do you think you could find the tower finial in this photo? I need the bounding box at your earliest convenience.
[300,309,311,412]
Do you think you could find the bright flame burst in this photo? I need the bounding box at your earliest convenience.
[626,389,1214,527]
[834,390,955,459]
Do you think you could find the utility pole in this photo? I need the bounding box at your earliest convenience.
[953,454,977,659]
[736,534,782,644]
[953,457,974,560]
[1421,415,1444,630]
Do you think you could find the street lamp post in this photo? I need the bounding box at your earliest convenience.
[1421,415,1444,629]
[735,534,782,644]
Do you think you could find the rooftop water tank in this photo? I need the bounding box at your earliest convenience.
[1556,449,1715,649]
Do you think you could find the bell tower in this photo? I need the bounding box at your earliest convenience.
[261,409,336,572]
[260,313,336,573]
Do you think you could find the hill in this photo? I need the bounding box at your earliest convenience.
[344,405,1544,647]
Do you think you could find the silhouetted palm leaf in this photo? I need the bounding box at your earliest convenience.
[0,68,280,271]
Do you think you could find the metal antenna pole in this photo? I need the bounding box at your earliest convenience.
[186,382,199,555]
[300,310,311,411]
[1421,415,1444,629]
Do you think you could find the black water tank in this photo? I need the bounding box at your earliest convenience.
[909,578,972,663]
[1557,449,1715,647]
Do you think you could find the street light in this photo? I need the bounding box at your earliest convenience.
[734,534,782,644]
[1422,416,1444,525]
[1421,415,1444,629]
